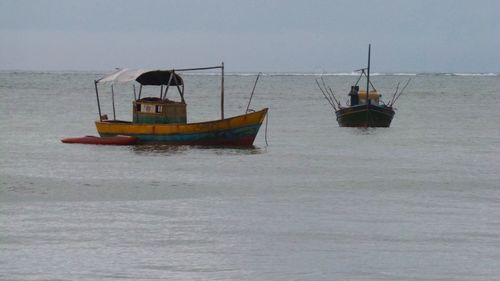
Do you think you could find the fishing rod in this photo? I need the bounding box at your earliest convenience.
[390,78,411,106]
[328,86,341,108]
[320,76,341,108]
[315,79,337,111]
[389,81,401,106]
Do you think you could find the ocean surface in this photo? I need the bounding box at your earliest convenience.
[1,71,499,280]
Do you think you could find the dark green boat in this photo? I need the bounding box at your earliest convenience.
[336,44,395,127]
[336,102,395,127]
[318,44,407,128]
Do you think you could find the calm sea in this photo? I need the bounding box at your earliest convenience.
[1,71,499,280]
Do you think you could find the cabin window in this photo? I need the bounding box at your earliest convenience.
[156,105,162,113]
[143,104,155,113]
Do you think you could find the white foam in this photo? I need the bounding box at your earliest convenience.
[392,73,418,76]
[452,73,499,77]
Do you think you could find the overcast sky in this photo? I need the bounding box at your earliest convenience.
[1,0,499,73]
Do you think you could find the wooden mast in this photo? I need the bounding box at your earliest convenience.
[94,80,102,122]
[221,62,225,120]
[366,44,371,104]
[111,84,116,120]
[366,44,371,126]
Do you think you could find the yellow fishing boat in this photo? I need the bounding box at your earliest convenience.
[93,64,268,146]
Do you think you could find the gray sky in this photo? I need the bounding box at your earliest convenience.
[1,0,499,72]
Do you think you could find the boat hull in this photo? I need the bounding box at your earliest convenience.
[336,104,395,127]
[95,108,268,146]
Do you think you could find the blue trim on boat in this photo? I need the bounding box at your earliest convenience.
[102,123,262,143]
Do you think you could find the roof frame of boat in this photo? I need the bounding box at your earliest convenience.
[93,63,226,122]
[353,67,377,92]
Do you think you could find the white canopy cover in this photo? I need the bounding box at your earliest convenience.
[97,68,151,83]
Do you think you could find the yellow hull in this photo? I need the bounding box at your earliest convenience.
[95,108,268,146]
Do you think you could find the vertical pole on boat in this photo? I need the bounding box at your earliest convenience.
[366,44,371,105]
[133,84,138,121]
[221,62,225,120]
[163,71,174,100]
[366,44,371,126]
[246,72,262,113]
[111,84,116,120]
[94,80,102,122]
[172,71,185,103]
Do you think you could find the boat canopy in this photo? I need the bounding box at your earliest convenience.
[93,64,227,121]
[97,69,183,86]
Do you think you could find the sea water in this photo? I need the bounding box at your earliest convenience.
[1,72,499,280]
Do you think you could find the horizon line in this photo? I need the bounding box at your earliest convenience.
[0,69,498,77]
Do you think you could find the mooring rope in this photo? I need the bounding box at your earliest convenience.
[264,111,269,146]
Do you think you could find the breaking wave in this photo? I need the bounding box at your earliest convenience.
[447,73,499,77]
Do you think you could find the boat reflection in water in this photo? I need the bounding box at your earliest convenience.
[129,143,263,156]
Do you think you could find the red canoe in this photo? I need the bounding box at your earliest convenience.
[61,135,138,145]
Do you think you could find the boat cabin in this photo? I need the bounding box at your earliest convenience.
[349,85,381,106]
[132,71,186,124]
[95,69,187,124]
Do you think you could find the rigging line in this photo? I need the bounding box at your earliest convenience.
[389,82,401,106]
[392,78,411,105]
[315,79,333,106]
[327,86,341,108]
[354,70,364,86]
[327,90,338,109]
[173,65,223,72]
[320,76,337,103]
[246,72,262,113]
[354,69,377,91]
[320,77,338,109]
[368,79,377,91]
[315,79,336,110]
